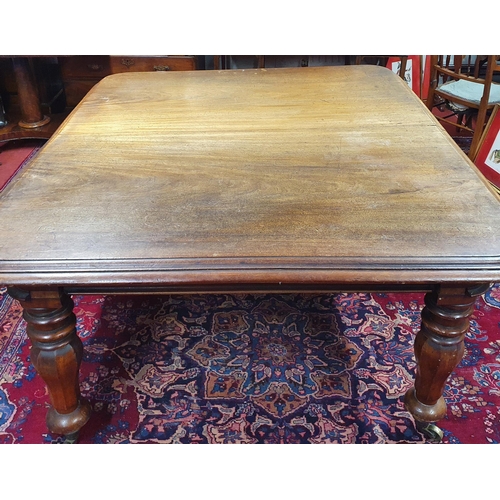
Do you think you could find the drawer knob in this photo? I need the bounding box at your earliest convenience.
[87,64,103,71]
[154,65,171,71]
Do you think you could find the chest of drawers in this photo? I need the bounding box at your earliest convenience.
[60,55,197,107]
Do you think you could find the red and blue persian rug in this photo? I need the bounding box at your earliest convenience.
[1,285,499,444]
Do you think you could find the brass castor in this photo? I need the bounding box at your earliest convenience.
[416,421,444,443]
[63,431,80,444]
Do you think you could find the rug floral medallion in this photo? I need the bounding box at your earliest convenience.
[1,284,499,444]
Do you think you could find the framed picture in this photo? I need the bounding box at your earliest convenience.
[474,105,500,189]
[386,56,421,97]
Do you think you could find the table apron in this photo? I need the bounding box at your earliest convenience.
[2,268,498,294]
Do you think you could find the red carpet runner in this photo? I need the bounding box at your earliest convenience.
[1,286,499,443]
[0,140,42,192]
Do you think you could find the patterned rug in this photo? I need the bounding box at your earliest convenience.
[452,136,473,157]
[1,285,499,444]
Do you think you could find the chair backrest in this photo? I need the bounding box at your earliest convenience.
[354,56,408,80]
[426,55,500,158]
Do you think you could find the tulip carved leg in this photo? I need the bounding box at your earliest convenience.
[8,287,91,441]
[404,283,491,441]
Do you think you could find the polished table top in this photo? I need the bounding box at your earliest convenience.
[1,65,500,287]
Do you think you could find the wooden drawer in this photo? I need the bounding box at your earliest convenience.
[109,56,196,73]
[59,56,111,79]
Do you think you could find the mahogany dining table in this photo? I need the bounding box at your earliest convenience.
[1,65,499,442]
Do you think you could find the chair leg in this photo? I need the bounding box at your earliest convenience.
[425,56,439,110]
[469,107,489,159]
[399,56,408,80]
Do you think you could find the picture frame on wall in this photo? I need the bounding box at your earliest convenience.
[386,56,421,97]
[474,105,500,190]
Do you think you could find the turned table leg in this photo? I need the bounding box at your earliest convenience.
[404,283,490,437]
[8,287,90,439]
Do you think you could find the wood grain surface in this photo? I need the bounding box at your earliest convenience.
[1,66,500,285]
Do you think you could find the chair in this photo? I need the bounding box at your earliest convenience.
[426,55,500,159]
[354,56,408,80]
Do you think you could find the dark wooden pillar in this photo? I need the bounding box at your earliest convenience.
[11,57,51,129]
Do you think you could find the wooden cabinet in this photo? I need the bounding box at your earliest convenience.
[109,56,196,73]
[0,56,199,143]
[59,56,109,107]
[60,56,197,107]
